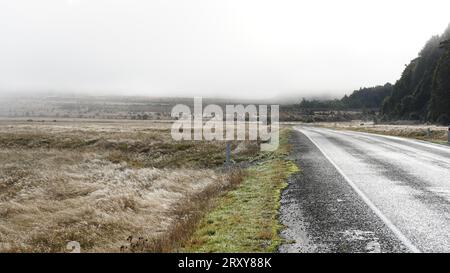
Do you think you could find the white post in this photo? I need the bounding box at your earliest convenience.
[448,125,450,144]
[226,141,231,165]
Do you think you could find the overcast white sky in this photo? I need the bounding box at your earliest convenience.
[0,0,449,99]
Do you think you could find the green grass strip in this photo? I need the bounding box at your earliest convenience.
[182,128,299,252]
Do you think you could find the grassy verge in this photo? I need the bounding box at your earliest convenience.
[181,128,299,252]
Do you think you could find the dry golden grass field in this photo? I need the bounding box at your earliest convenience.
[0,119,258,252]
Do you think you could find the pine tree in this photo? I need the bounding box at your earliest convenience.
[429,40,450,124]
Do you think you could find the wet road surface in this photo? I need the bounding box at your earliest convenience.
[279,126,450,253]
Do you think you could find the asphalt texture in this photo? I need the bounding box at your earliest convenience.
[279,126,450,253]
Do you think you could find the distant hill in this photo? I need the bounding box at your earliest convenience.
[342,83,393,109]
[299,83,393,110]
[381,24,450,124]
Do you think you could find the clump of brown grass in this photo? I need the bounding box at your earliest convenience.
[119,168,246,253]
[0,152,229,252]
[0,121,251,252]
[0,121,259,169]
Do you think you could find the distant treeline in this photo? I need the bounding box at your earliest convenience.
[300,23,450,125]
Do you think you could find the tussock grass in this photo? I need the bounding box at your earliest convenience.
[0,121,258,252]
[0,122,259,169]
[121,168,246,253]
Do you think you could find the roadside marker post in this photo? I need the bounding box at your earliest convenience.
[226,141,231,166]
[448,125,450,144]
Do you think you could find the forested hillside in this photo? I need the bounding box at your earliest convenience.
[299,83,393,110]
[342,83,393,109]
[381,24,450,124]
[299,24,450,125]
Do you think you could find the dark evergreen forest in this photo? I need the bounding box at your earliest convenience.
[300,24,450,124]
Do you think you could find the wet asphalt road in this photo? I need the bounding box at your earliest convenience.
[279,126,450,253]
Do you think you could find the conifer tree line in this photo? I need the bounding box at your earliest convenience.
[300,24,450,125]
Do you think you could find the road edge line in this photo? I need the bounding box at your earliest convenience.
[336,128,450,153]
[295,127,421,253]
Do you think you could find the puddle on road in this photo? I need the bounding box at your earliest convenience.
[365,240,381,253]
[428,187,450,203]
[340,229,381,253]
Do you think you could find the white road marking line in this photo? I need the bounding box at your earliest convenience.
[296,127,421,253]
